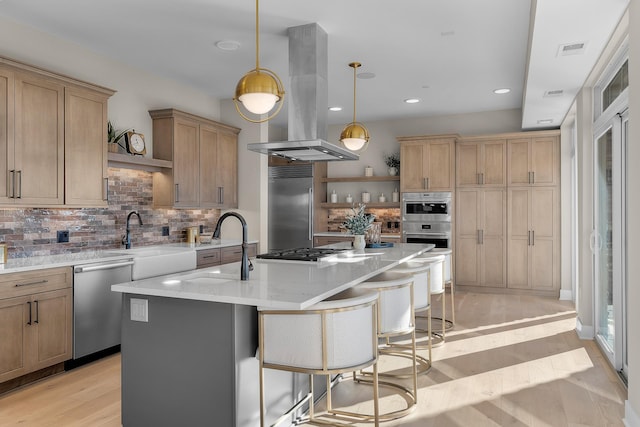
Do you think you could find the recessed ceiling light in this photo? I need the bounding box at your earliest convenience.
[493,88,511,94]
[215,40,240,51]
[404,98,420,104]
[357,72,376,79]
[537,119,554,124]
[328,106,342,112]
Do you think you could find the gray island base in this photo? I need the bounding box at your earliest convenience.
[114,243,434,426]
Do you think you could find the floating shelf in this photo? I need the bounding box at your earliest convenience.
[320,202,400,209]
[108,153,172,172]
[320,176,400,183]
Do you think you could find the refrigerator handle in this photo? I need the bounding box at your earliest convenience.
[308,187,313,241]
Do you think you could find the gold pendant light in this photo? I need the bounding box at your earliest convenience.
[233,0,285,123]
[340,62,370,152]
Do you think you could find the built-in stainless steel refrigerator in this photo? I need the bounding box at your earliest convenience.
[268,163,314,251]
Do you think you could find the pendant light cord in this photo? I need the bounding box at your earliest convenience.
[352,64,357,123]
[255,0,260,70]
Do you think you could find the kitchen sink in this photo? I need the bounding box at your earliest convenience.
[109,246,197,280]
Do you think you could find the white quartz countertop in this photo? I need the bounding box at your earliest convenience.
[314,232,401,239]
[0,239,254,275]
[111,243,434,310]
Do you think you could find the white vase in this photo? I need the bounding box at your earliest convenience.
[388,167,398,176]
[353,234,366,250]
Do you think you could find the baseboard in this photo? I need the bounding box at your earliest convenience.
[575,318,594,340]
[559,289,573,301]
[625,401,640,427]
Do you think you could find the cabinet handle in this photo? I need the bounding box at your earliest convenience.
[15,279,48,287]
[34,300,39,324]
[531,230,535,246]
[218,187,224,204]
[477,229,481,244]
[27,301,32,325]
[423,177,429,189]
[103,178,109,201]
[308,187,313,241]
[527,231,531,246]
[8,170,14,198]
[175,184,179,203]
[202,255,218,259]
[480,229,484,244]
[531,171,535,184]
[480,173,484,185]
[16,170,21,199]
[477,173,481,185]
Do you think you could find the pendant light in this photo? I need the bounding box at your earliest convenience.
[340,62,370,151]
[233,0,285,123]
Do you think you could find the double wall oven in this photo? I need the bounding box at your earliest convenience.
[402,192,452,248]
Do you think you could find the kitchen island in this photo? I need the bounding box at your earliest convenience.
[112,243,433,427]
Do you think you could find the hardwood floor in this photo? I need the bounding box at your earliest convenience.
[0,292,626,426]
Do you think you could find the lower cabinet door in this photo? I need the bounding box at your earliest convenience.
[28,288,72,371]
[0,296,30,382]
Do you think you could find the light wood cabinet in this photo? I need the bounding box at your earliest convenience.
[0,267,72,384]
[150,109,240,209]
[397,134,456,192]
[196,244,258,269]
[12,71,64,206]
[64,87,110,206]
[507,133,559,186]
[0,57,114,207]
[314,235,353,247]
[456,188,507,288]
[456,138,506,187]
[507,187,559,291]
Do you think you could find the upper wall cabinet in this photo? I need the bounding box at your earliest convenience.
[149,109,240,209]
[507,132,560,186]
[0,57,114,207]
[397,134,457,192]
[456,137,506,187]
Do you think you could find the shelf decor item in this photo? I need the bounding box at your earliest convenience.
[107,121,132,153]
[384,152,400,176]
[340,203,375,250]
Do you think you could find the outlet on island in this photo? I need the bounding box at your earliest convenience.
[57,230,69,243]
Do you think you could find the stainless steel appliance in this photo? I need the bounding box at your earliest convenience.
[268,163,314,251]
[72,259,133,359]
[257,247,346,262]
[402,192,452,248]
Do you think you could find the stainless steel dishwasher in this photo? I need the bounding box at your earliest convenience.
[73,259,133,359]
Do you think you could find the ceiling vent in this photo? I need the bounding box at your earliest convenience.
[544,89,564,97]
[557,42,587,56]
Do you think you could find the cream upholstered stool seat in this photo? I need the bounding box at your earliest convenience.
[428,248,454,329]
[355,271,418,420]
[411,254,446,345]
[258,288,380,427]
[389,260,433,374]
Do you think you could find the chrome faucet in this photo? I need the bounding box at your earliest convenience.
[213,212,253,280]
[122,211,143,249]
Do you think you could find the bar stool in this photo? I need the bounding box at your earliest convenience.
[412,254,446,345]
[389,260,432,373]
[355,271,418,420]
[429,248,455,329]
[259,288,380,427]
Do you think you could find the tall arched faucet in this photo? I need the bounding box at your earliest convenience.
[123,211,143,249]
[213,212,253,280]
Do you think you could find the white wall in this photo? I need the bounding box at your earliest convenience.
[0,16,220,158]
[626,1,640,424]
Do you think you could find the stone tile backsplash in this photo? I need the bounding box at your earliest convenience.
[0,168,219,259]
[327,207,401,234]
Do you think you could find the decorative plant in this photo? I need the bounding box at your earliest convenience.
[384,152,400,169]
[340,203,375,235]
[107,120,131,149]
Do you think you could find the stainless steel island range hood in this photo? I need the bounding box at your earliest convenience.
[247,23,358,162]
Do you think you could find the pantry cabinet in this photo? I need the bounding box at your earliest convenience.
[0,57,114,207]
[507,187,559,291]
[0,267,72,384]
[150,109,240,209]
[507,134,559,186]
[397,134,456,192]
[456,138,506,187]
[455,188,507,288]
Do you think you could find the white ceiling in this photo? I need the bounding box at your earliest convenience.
[0,0,629,130]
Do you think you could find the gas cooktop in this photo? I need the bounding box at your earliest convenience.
[256,247,347,262]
